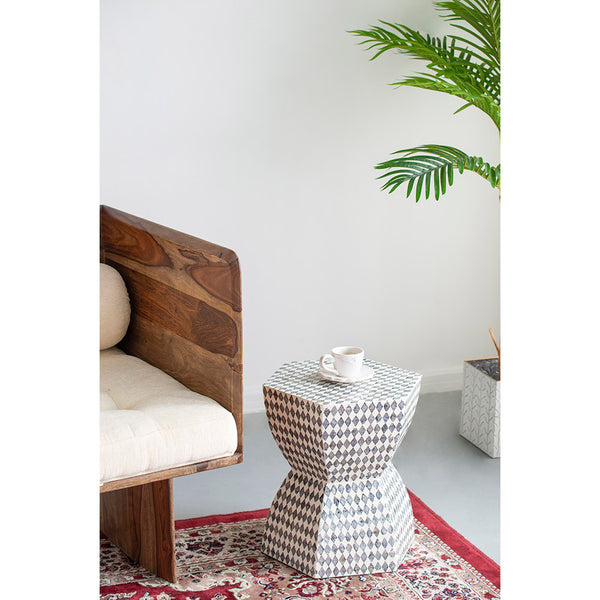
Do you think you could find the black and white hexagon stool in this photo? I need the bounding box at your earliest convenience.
[261,359,422,578]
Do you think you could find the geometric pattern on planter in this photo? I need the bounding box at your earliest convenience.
[460,360,501,458]
[262,359,422,578]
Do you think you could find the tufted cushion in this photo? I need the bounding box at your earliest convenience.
[100,264,131,350]
[100,347,238,484]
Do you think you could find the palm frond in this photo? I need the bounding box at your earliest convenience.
[435,0,500,67]
[349,0,500,130]
[395,74,499,129]
[376,144,500,201]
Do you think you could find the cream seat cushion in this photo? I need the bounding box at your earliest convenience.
[100,347,237,485]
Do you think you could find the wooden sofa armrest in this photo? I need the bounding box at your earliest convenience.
[100,205,243,456]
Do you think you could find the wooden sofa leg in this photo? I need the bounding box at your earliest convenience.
[100,478,176,583]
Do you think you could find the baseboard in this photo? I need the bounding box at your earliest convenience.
[244,367,463,414]
[420,367,464,394]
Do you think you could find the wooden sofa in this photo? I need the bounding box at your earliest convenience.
[99,205,243,582]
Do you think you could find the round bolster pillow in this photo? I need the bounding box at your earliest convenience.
[100,263,131,350]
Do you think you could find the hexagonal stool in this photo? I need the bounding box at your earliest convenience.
[261,359,422,578]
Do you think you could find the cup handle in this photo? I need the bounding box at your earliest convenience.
[319,354,338,376]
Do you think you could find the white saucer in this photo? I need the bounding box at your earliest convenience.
[318,365,374,384]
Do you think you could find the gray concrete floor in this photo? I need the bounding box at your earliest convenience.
[174,391,500,564]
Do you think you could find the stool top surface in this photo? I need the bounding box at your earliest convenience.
[264,359,421,405]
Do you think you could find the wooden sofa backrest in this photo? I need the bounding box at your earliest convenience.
[100,206,243,454]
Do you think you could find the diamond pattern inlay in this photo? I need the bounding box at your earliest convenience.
[262,359,422,578]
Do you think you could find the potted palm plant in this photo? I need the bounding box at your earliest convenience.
[350,0,500,200]
[351,0,501,457]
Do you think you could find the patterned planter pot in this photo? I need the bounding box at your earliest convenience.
[459,358,500,458]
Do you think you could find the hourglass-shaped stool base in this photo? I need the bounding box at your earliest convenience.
[262,464,414,578]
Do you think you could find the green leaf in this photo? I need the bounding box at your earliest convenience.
[415,175,424,201]
[375,144,500,200]
[440,164,447,194]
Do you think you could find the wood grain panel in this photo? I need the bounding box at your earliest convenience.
[102,205,239,263]
[103,240,241,319]
[186,260,242,312]
[100,479,176,583]
[101,208,173,268]
[101,206,241,314]
[113,263,238,358]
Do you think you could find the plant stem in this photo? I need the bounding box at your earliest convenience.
[489,327,500,380]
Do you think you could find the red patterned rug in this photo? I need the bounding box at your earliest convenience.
[100,490,500,599]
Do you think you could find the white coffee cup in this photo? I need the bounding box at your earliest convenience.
[319,346,364,378]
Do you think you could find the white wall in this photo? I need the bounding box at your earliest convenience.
[101,0,500,412]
